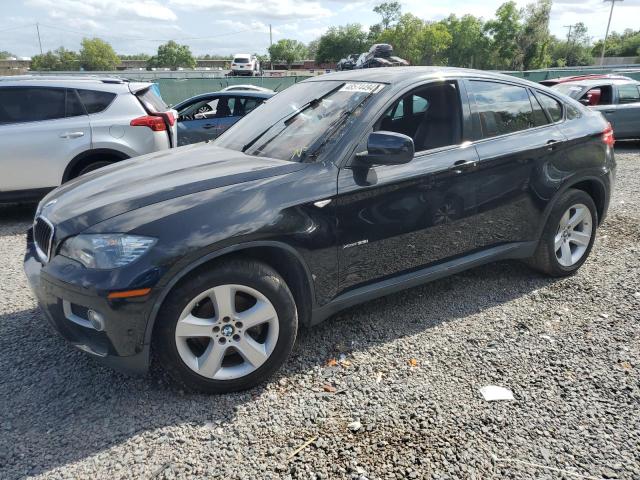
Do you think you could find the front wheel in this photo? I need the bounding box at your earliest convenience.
[154,260,298,393]
[526,189,598,277]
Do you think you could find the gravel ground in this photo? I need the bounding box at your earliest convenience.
[0,144,639,480]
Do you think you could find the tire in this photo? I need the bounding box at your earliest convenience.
[75,160,114,178]
[526,188,598,277]
[153,260,298,393]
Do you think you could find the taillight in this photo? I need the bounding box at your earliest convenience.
[160,111,175,126]
[602,122,615,147]
[130,115,166,131]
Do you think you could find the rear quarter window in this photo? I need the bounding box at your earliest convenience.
[534,91,563,123]
[76,89,116,114]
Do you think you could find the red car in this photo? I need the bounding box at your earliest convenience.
[540,73,633,87]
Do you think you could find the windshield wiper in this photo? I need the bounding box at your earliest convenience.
[241,83,345,154]
[298,89,377,162]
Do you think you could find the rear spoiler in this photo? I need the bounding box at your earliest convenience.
[128,82,154,95]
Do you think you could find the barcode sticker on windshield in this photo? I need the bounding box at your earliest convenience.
[339,82,382,93]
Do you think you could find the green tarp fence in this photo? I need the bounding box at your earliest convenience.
[155,68,640,105]
[157,77,304,105]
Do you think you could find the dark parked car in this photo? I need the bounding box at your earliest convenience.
[25,67,615,393]
[174,91,273,146]
[357,43,409,69]
[552,78,640,139]
[337,54,360,71]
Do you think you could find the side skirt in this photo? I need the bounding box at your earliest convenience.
[0,187,54,204]
[310,241,537,325]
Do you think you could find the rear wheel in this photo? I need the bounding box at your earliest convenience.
[75,160,115,178]
[154,260,298,393]
[526,189,597,276]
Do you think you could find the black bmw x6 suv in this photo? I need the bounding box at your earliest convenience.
[25,67,615,393]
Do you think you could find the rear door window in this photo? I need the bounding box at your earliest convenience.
[0,87,66,124]
[617,84,640,104]
[76,89,116,114]
[469,81,536,138]
[65,89,86,117]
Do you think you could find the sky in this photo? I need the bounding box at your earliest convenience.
[2,0,640,58]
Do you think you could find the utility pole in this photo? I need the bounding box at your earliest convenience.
[269,24,273,70]
[563,24,573,43]
[600,0,623,65]
[36,23,43,55]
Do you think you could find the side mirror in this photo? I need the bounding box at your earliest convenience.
[354,131,414,166]
[579,98,590,106]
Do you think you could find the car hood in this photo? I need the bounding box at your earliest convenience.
[39,143,305,233]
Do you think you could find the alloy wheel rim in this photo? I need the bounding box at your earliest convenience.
[555,203,593,267]
[175,284,279,380]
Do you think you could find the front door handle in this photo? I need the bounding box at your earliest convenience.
[202,124,217,130]
[603,109,615,114]
[449,160,478,174]
[59,131,84,139]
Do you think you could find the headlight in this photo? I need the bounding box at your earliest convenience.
[59,234,156,269]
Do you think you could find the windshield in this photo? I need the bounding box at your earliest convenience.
[552,83,585,98]
[215,80,383,162]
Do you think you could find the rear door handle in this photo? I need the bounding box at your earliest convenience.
[546,139,561,151]
[59,131,84,139]
[449,160,478,174]
[603,110,615,114]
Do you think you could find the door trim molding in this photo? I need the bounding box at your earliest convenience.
[311,241,536,325]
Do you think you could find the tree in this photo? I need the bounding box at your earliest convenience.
[148,40,196,70]
[421,22,452,65]
[79,38,120,70]
[377,14,451,65]
[119,53,151,61]
[316,24,369,63]
[519,0,552,69]
[550,22,593,67]
[268,39,308,67]
[0,50,15,60]
[484,1,523,69]
[442,14,490,68]
[378,14,426,65]
[306,39,320,60]
[592,28,640,58]
[31,47,79,71]
[373,2,402,29]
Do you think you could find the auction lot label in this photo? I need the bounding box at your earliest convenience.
[339,82,383,93]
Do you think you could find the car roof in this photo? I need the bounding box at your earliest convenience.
[0,75,151,92]
[173,90,274,108]
[555,78,639,87]
[302,66,545,90]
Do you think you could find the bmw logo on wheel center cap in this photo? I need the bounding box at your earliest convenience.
[222,325,234,337]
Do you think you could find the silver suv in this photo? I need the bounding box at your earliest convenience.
[0,76,177,202]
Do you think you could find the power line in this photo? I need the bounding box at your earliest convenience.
[34,22,268,43]
[0,23,35,34]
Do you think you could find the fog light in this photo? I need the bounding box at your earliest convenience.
[87,309,105,331]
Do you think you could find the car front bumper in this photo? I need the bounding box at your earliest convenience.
[24,237,151,374]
